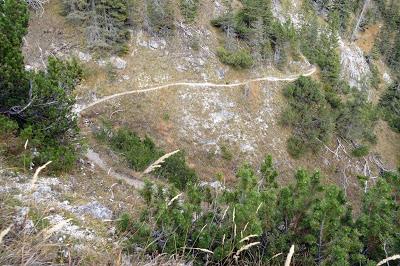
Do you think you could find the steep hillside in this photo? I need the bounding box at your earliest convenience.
[1,0,399,265]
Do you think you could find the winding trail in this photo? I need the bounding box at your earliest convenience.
[82,66,317,187]
[86,149,144,189]
[78,66,316,113]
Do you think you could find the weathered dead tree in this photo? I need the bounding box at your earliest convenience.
[351,0,370,41]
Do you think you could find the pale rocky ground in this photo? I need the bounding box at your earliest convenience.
[1,0,399,264]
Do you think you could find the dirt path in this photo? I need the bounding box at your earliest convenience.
[77,66,317,113]
[86,149,144,189]
[82,66,317,187]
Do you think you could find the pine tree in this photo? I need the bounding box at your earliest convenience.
[0,0,29,109]
[356,172,400,263]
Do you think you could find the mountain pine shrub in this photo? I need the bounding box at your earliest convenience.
[118,155,400,265]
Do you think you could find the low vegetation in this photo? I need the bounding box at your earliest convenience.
[211,0,298,69]
[146,0,175,36]
[380,82,400,133]
[118,155,400,265]
[1,0,82,173]
[216,47,253,69]
[96,126,197,190]
[179,0,200,23]
[281,76,379,158]
[62,0,134,54]
[281,76,334,158]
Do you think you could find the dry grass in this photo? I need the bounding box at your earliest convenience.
[143,150,180,175]
[0,225,12,244]
[284,245,295,266]
[30,161,52,188]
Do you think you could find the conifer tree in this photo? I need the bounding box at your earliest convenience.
[0,0,29,109]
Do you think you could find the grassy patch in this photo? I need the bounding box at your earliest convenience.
[180,0,200,23]
[217,47,253,69]
[351,145,370,158]
[96,126,197,190]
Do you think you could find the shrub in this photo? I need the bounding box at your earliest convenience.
[379,82,400,133]
[118,156,400,265]
[180,0,200,23]
[147,0,175,35]
[62,0,133,53]
[0,116,18,135]
[220,145,233,161]
[299,20,340,87]
[100,126,197,190]
[281,76,335,158]
[336,91,378,144]
[116,213,132,232]
[1,1,83,173]
[351,145,370,158]
[155,151,197,190]
[286,136,307,158]
[109,128,163,171]
[217,47,253,68]
[211,0,298,68]
[35,144,78,173]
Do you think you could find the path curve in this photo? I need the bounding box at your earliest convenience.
[77,66,316,113]
[82,66,317,187]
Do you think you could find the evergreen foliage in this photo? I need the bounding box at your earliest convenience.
[0,0,29,109]
[118,155,400,265]
[179,0,200,23]
[299,14,341,87]
[0,0,82,172]
[97,126,197,190]
[62,0,134,54]
[146,0,175,36]
[336,91,378,144]
[281,77,378,158]
[281,76,334,158]
[211,0,298,68]
[107,128,164,171]
[374,0,400,80]
[379,82,400,133]
[216,47,254,69]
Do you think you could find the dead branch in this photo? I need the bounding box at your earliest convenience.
[370,155,392,173]
[377,255,400,266]
[341,165,350,197]
[351,0,370,41]
[37,43,46,69]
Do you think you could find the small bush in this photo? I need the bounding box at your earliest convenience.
[109,128,163,171]
[0,116,18,135]
[336,91,378,143]
[281,76,335,158]
[180,0,200,23]
[155,151,197,190]
[116,213,132,232]
[217,47,253,69]
[147,0,175,35]
[118,155,400,265]
[220,145,233,161]
[379,82,400,133]
[100,126,197,190]
[351,145,370,158]
[286,136,307,159]
[34,144,78,173]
